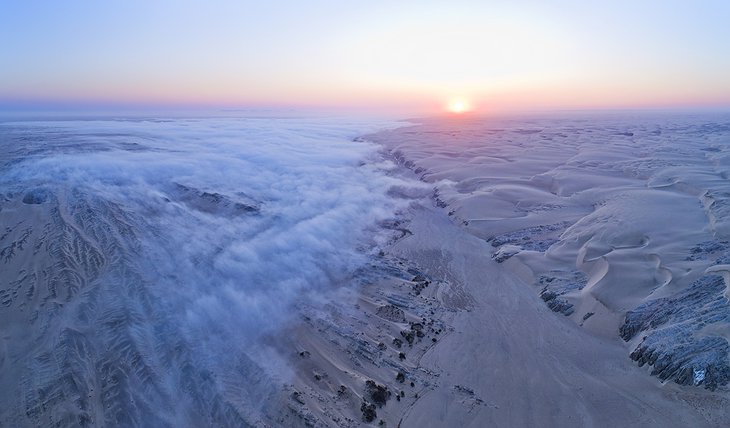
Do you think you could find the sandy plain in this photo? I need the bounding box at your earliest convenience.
[277,113,730,427]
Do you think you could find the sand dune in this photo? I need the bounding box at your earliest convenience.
[3,113,730,426]
[359,112,730,424]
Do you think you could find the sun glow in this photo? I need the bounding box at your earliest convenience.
[447,99,471,114]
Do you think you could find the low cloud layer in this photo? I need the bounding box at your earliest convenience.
[0,115,421,425]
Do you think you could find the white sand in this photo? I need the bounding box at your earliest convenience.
[3,113,730,426]
[278,200,729,427]
[392,204,729,427]
[273,113,730,426]
[374,114,730,327]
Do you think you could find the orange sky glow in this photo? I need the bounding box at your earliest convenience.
[1,1,730,115]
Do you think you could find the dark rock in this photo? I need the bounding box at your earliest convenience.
[489,223,570,263]
[22,188,51,204]
[536,270,587,316]
[492,248,518,263]
[488,222,570,249]
[538,270,588,296]
[410,322,425,338]
[546,298,574,316]
[686,240,729,261]
[376,305,406,322]
[361,402,377,422]
[702,146,721,152]
[620,274,730,389]
[400,330,415,345]
[396,372,405,383]
[172,183,259,216]
[684,240,730,267]
[365,380,391,407]
[411,276,430,295]
[453,385,475,395]
[522,239,559,252]
[540,289,574,316]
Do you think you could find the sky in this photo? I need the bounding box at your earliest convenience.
[1,0,730,115]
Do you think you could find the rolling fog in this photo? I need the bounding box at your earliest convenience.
[0,116,421,426]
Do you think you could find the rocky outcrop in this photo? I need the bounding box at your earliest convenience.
[489,222,570,263]
[489,222,569,250]
[365,380,391,406]
[620,274,730,390]
[375,304,406,322]
[536,271,587,316]
[22,188,52,204]
[169,183,260,216]
[686,240,730,262]
[540,290,575,316]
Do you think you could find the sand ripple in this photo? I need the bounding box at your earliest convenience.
[368,112,730,389]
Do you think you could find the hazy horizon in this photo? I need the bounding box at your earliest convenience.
[4,3,730,425]
[2,1,730,116]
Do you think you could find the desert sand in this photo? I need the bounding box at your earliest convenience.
[277,192,730,427]
[276,112,730,427]
[2,113,730,427]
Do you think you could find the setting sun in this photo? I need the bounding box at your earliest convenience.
[447,99,471,114]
